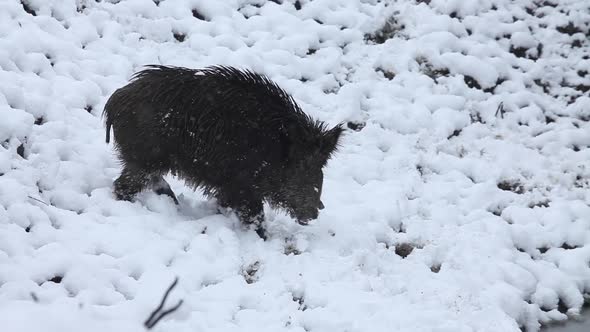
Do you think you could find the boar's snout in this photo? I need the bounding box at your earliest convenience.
[294,204,322,225]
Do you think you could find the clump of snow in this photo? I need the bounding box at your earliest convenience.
[0,0,589,332]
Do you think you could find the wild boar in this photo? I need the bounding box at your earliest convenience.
[103,65,343,238]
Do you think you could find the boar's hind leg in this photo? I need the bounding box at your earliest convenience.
[149,175,179,205]
[113,164,152,202]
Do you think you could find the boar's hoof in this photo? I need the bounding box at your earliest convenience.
[154,187,179,205]
[242,211,267,240]
[248,218,267,241]
[254,225,267,240]
[114,190,135,202]
[150,176,179,205]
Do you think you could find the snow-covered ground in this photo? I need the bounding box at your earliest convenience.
[1,0,589,331]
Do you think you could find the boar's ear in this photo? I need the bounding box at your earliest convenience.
[319,123,344,159]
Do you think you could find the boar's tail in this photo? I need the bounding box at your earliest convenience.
[105,119,112,143]
[103,93,117,144]
[103,102,113,144]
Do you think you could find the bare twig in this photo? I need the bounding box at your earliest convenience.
[28,195,49,206]
[144,277,183,329]
[495,102,505,118]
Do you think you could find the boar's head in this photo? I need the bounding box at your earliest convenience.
[270,122,343,224]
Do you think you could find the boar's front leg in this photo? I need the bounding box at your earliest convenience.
[217,190,267,240]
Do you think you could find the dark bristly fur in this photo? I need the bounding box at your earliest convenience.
[103,65,343,238]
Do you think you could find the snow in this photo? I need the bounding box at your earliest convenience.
[1,0,589,331]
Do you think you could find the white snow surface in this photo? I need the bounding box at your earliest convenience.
[1,0,590,331]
